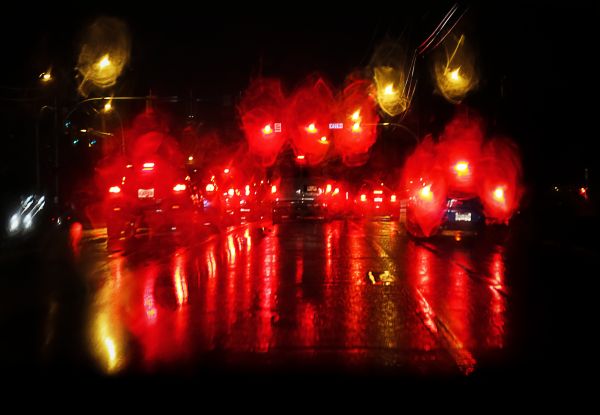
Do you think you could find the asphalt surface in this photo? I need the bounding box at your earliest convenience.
[0,214,591,393]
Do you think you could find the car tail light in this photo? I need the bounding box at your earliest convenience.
[271,185,277,194]
[142,162,155,171]
[390,194,397,202]
[109,186,121,193]
[173,183,186,192]
[206,183,215,192]
[326,184,332,193]
[360,194,367,202]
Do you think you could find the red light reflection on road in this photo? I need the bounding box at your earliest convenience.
[487,250,506,349]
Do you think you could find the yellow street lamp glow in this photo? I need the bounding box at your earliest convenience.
[40,71,52,83]
[433,34,478,104]
[103,101,112,112]
[448,67,461,82]
[352,122,361,133]
[374,66,411,116]
[98,54,111,69]
[351,109,361,121]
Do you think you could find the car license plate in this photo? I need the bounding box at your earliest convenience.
[455,212,471,222]
[138,188,155,199]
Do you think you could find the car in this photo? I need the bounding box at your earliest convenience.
[438,194,485,236]
[272,175,330,224]
[353,181,399,220]
[105,157,201,249]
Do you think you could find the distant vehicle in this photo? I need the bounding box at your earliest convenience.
[105,157,201,250]
[353,181,399,220]
[272,175,330,224]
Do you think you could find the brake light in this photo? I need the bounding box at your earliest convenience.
[206,183,215,192]
[109,186,121,194]
[173,183,186,192]
[142,162,155,171]
[297,155,305,160]
[360,194,367,202]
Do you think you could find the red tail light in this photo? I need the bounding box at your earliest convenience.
[109,186,121,194]
[206,183,215,192]
[173,183,186,192]
[142,162,155,171]
[271,185,277,194]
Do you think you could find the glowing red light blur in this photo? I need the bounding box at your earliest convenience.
[360,194,367,202]
[238,78,287,167]
[205,183,215,192]
[223,168,230,174]
[271,185,277,194]
[109,186,121,193]
[228,188,235,197]
[334,79,379,166]
[477,137,523,224]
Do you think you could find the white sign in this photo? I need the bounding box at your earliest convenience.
[274,123,282,133]
[329,123,344,129]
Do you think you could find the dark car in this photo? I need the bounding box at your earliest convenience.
[105,157,201,249]
[439,195,485,236]
[272,177,330,224]
[353,181,399,220]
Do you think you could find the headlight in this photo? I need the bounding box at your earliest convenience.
[9,213,20,233]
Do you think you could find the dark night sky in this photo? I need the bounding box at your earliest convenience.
[1,2,599,195]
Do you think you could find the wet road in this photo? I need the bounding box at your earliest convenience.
[1,217,545,380]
